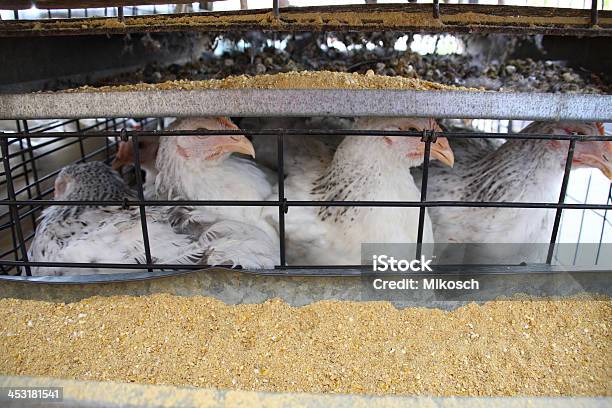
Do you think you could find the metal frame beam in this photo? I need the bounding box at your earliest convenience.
[0,4,610,37]
[1,89,611,121]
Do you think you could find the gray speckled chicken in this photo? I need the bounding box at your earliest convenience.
[425,121,611,264]
[28,162,278,275]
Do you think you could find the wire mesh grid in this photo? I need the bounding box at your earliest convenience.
[0,117,610,279]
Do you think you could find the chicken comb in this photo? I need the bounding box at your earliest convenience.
[429,117,442,131]
[215,117,240,130]
[596,122,605,136]
[111,141,131,170]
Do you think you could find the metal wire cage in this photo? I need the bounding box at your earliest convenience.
[0,0,611,281]
[0,106,611,280]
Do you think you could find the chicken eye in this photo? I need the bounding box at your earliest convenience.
[563,127,584,136]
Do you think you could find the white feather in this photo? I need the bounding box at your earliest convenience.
[28,206,208,276]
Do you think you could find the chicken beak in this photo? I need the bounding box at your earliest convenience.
[574,140,612,180]
[203,135,256,160]
[111,158,124,171]
[111,141,131,171]
[603,164,612,180]
[429,137,455,167]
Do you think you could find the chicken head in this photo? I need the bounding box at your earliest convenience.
[526,121,611,180]
[355,117,454,167]
[172,117,255,162]
[111,135,160,171]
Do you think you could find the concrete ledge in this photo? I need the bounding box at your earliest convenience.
[0,376,609,408]
[0,268,610,310]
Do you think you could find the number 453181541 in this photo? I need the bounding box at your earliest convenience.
[3,387,62,401]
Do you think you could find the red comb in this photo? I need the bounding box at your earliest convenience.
[216,117,239,130]
[429,118,441,131]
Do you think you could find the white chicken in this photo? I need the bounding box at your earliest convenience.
[153,117,280,267]
[426,121,612,264]
[275,117,454,265]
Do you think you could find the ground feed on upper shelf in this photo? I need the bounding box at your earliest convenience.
[95,52,608,95]
[64,70,473,93]
[0,294,609,396]
[13,9,611,34]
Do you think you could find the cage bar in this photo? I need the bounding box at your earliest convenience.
[546,139,577,264]
[416,131,433,259]
[276,133,286,267]
[0,136,30,275]
[129,132,153,270]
